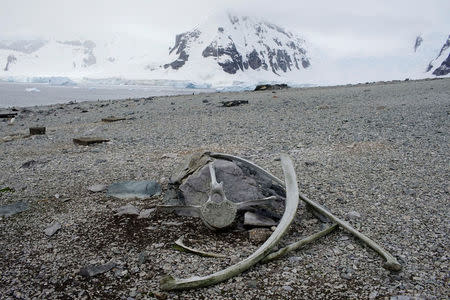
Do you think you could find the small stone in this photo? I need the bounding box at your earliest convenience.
[44,222,61,237]
[160,153,178,159]
[138,251,149,265]
[244,211,277,227]
[288,256,302,263]
[73,137,110,146]
[115,204,140,217]
[101,116,126,122]
[79,262,116,277]
[29,127,46,135]
[347,211,361,220]
[220,100,248,107]
[248,228,272,244]
[369,291,378,299]
[138,208,155,219]
[282,285,294,292]
[88,184,108,192]
[247,280,258,288]
[151,291,167,300]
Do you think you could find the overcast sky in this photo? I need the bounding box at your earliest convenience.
[2,0,449,60]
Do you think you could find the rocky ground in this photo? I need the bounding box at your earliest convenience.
[0,78,449,299]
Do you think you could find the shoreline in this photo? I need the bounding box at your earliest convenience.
[1,76,448,109]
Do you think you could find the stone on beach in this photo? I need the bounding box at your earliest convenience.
[0,201,28,217]
[220,100,248,107]
[29,127,46,135]
[138,208,156,219]
[79,262,116,277]
[101,116,127,122]
[44,222,61,236]
[115,204,140,216]
[244,211,278,227]
[107,180,161,200]
[87,184,108,193]
[73,137,110,146]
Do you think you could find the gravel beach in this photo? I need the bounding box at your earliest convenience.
[0,78,449,299]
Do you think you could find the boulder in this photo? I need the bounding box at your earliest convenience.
[107,181,161,200]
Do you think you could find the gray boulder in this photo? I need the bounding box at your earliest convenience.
[107,181,161,200]
[179,159,264,206]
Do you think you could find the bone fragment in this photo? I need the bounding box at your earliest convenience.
[210,152,402,272]
[261,223,338,263]
[173,237,227,258]
[160,153,299,290]
[199,163,237,229]
[236,196,278,210]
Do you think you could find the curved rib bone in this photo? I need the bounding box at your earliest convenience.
[160,153,300,290]
[174,237,227,258]
[261,223,338,263]
[210,152,402,272]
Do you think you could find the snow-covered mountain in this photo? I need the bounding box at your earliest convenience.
[160,13,311,83]
[0,36,161,81]
[0,12,448,87]
[426,35,450,76]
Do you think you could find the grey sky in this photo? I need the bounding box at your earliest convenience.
[2,0,449,59]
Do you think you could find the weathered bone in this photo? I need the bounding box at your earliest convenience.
[236,196,278,210]
[199,163,238,229]
[261,223,338,263]
[160,154,300,290]
[210,152,402,272]
[157,196,277,214]
[173,237,227,258]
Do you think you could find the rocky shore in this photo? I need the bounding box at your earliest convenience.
[0,78,449,299]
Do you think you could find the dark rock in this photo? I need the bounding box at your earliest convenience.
[0,201,28,217]
[20,160,39,168]
[0,113,17,119]
[433,53,450,76]
[414,35,423,52]
[107,181,161,200]
[220,100,248,107]
[73,137,110,146]
[79,262,116,277]
[244,211,277,227]
[254,84,289,91]
[101,117,126,122]
[29,127,46,135]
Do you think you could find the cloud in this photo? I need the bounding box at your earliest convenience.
[1,0,449,60]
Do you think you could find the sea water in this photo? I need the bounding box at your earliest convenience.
[0,82,215,108]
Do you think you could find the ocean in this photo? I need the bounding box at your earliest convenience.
[0,82,215,108]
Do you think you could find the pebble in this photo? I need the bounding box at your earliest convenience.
[88,184,108,192]
[44,222,61,237]
[347,211,361,220]
[79,262,116,277]
[115,204,140,217]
